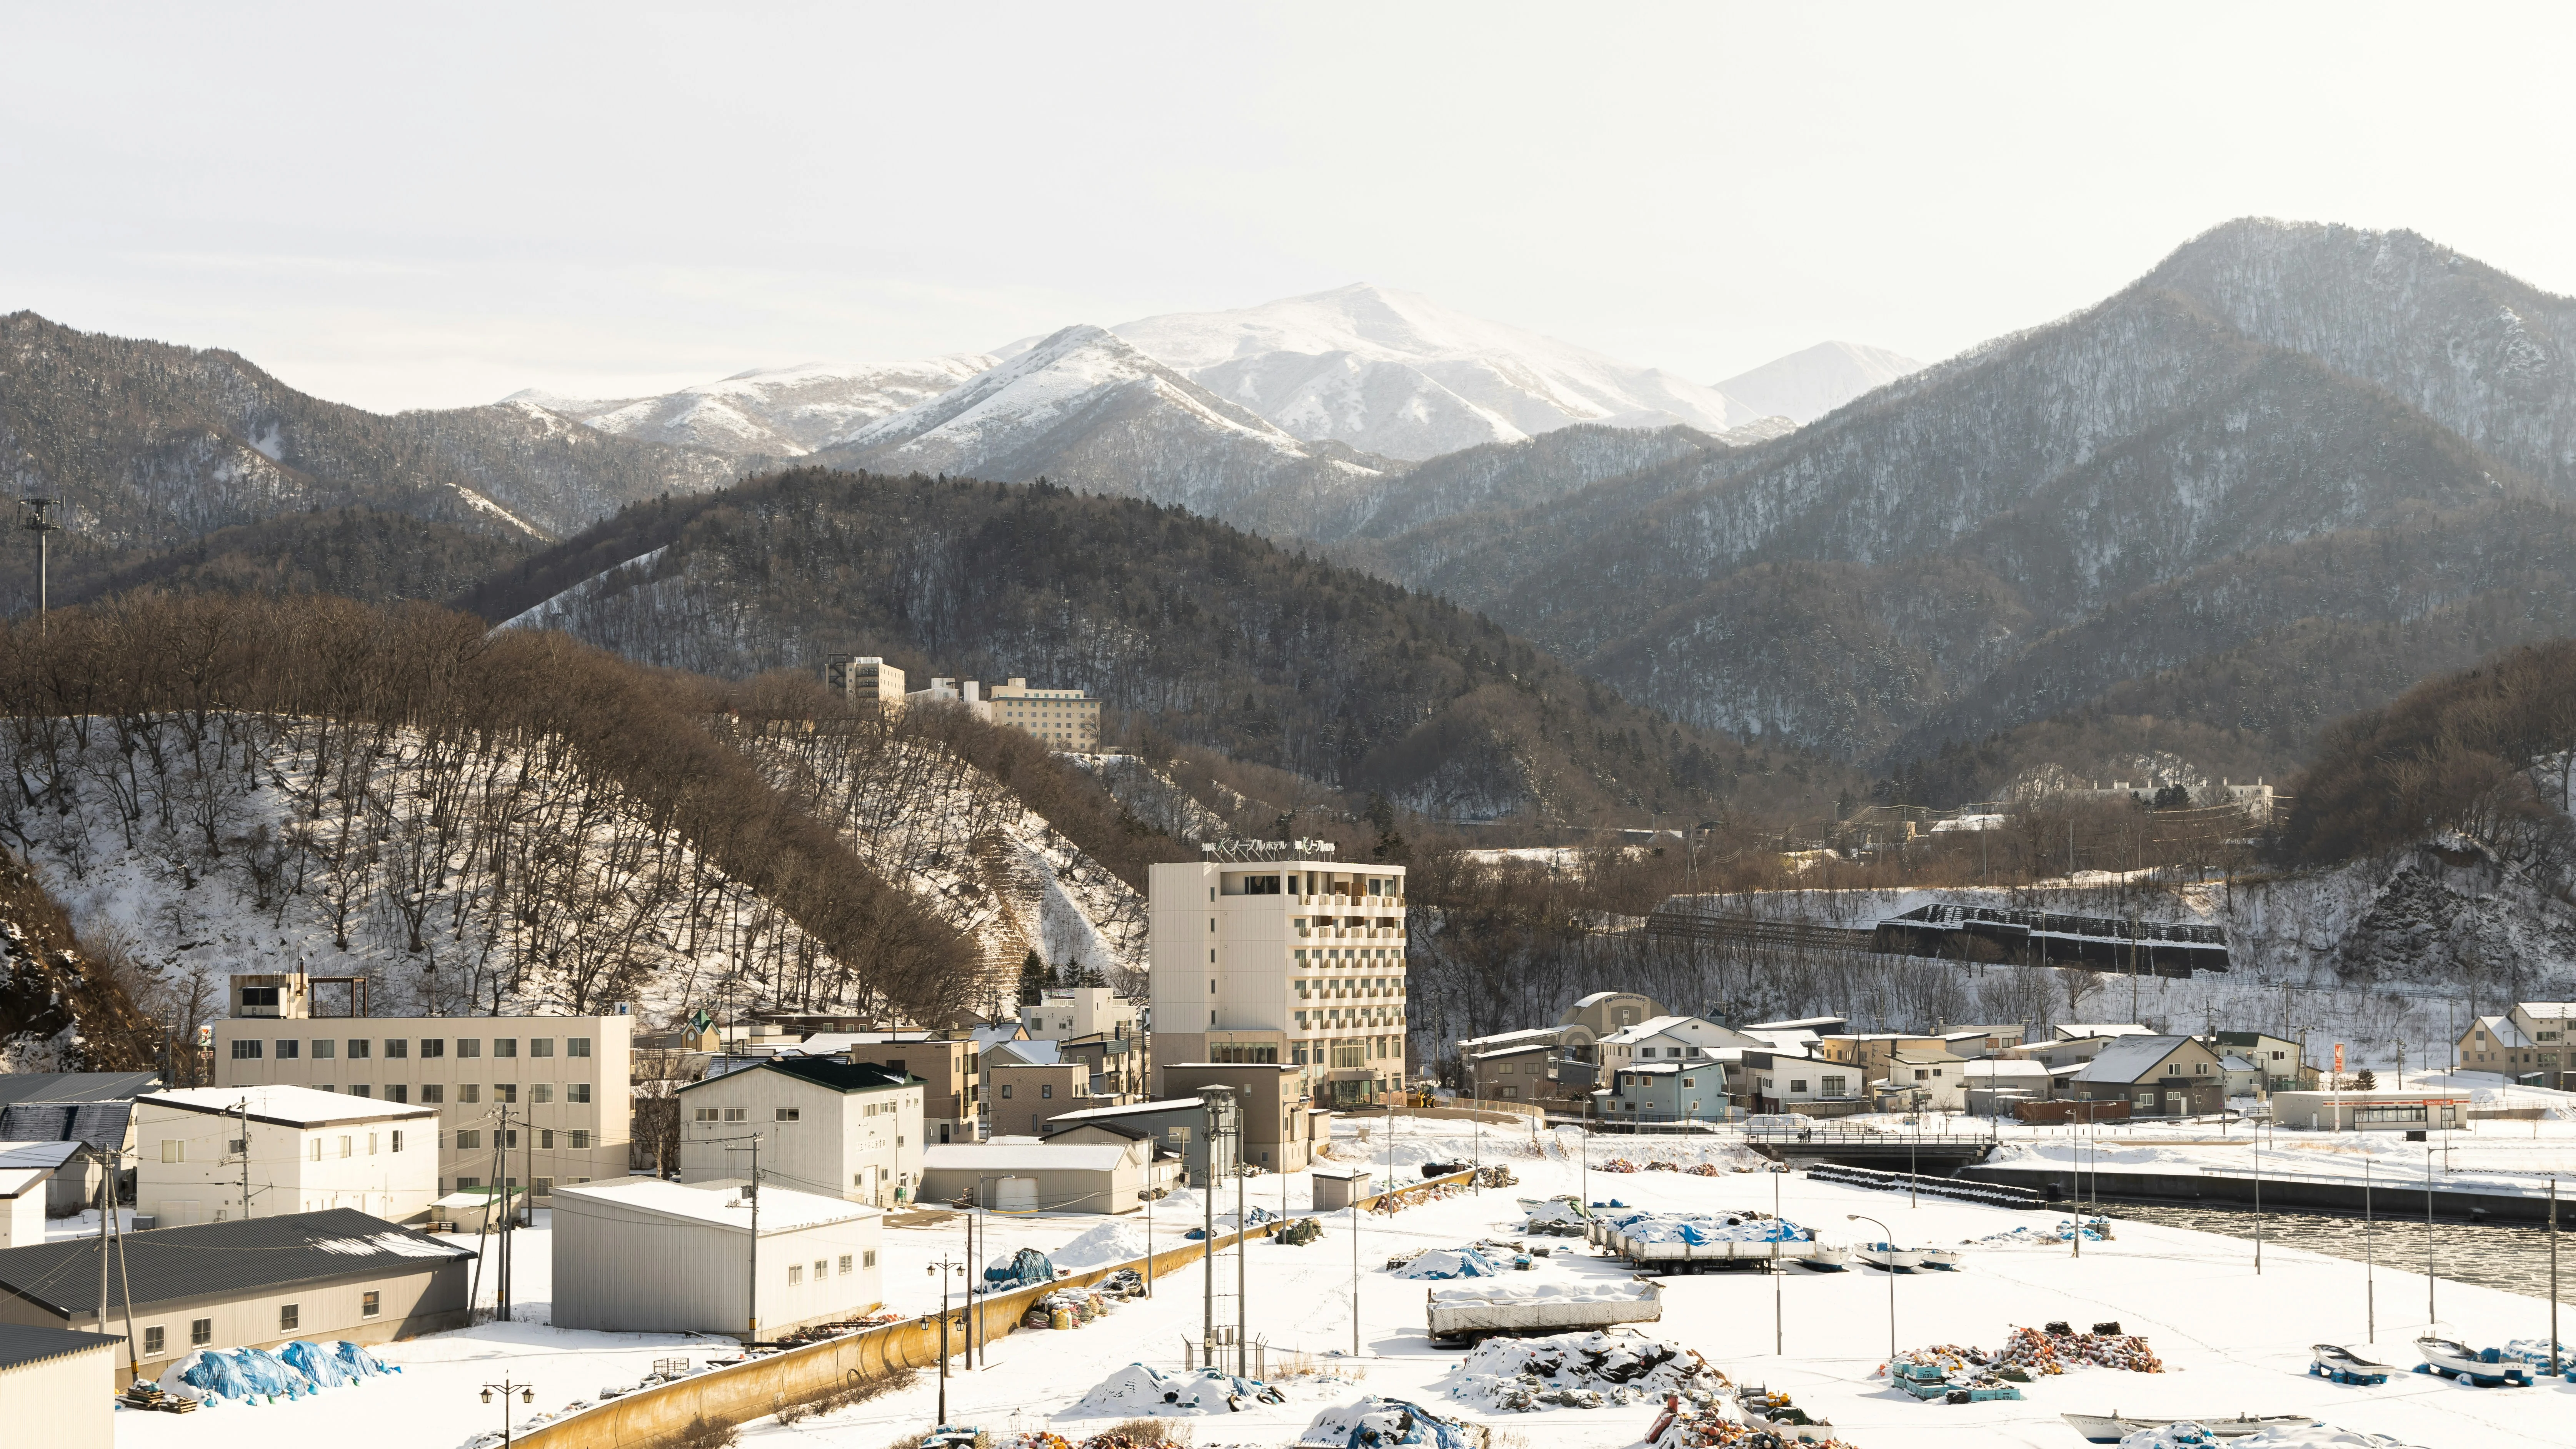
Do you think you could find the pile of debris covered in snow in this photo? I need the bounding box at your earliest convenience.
[1442,1330,1723,1412]
[1063,1363,1288,1418]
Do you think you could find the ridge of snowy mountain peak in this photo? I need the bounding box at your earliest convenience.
[1112,283,1763,459]
[1713,340,1924,425]
[508,355,1001,459]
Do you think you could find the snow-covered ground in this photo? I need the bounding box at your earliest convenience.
[123,1117,2576,1449]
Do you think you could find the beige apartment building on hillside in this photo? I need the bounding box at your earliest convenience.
[211,975,633,1203]
[1149,849,1407,1107]
[826,655,907,707]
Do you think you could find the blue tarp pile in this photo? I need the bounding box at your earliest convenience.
[157,1341,404,1406]
[1297,1396,1482,1447]
[1185,1206,1279,1241]
[980,1247,1059,1293]
[1388,1248,1502,1280]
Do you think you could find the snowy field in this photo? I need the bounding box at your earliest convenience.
[99,1115,2576,1449]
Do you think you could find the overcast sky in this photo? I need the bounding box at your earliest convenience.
[7,2,2574,412]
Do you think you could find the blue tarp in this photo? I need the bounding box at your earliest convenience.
[280,1341,349,1388]
[158,1341,398,1405]
[1299,1396,1482,1448]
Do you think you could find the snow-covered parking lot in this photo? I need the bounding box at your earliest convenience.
[105,1116,2576,1448]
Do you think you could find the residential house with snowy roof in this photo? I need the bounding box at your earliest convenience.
[2456,1004,2576,1089]
[677,1057,923,1208]
[2069,1035,2227,1117]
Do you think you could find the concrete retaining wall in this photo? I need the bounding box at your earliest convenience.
[512,1171,1478,1449]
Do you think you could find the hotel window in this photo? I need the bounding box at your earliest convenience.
[458,1130,482,1149]
[231,1040,262,1060]
[539,1129,555,1149]
[531,1084,554,1104]
[494,1084,517,1104]
[421,1039,446,1058]
[274,1039,299,1059]
[494,1038,518,1059]
[347,1039,371,1059]
[313,1039,335,1059]
[569,1129,591,1149]
[531,1038,555,1058]
[457,1039,482,1059]
[568,1037,592,1057]
[385,1039,408,1058]
[568,1083,592,1104]
[387,1084,408,1104]
[421,1084,444,1104]
[460,1084,482,1104]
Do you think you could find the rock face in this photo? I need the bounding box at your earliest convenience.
[0,848,156,1072]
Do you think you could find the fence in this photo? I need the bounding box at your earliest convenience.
[508,1169,1479,1449]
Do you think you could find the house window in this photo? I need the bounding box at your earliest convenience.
[839,1255,853,1275]
[569,1130,591,1149]
[1040,1084,1054,1099]
[863,1250,878,1268]
[1000,1084,1014,1099]
[362,1291,381,1318]
[144,1326,166,1356]
[231,1040,262,1060]
[812,1259,828,1283]
[310,1139,323,1161]
[1789,1079,1807,1093]
[694,1107,718,1122]
[392,1131,404,1152]
[190,1319,212,1347]
[775,1108,800,1122]
[348,1085,371,1099]
[568,1037,592,1058]
[160,1141,183,1163]
[280,1304,300,1332]
[724,1108,747,1122]
[1823,1075,1847,1094]
[788,1264,804,1285]
[339,1136,353,1158]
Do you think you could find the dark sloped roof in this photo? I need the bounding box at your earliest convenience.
[0,1073,161,1106]
[0,1208,473,1319]
[0,1101,135,1154]
[682,1056,912,1096]
[0,1322,118,1372]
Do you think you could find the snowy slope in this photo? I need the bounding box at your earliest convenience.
[508,355,998,458]
[1712,340,1922,424]
[1114,283,1765,458]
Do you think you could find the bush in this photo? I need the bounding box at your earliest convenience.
[674,1416,739,1449]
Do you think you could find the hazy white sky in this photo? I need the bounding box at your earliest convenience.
[7,2,2574,412]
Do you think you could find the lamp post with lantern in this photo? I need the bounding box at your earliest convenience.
[479,1378,536,1447]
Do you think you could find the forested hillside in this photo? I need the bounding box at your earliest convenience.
[0,595,993,1039]
[68,507,536,606]
[459,469,1858,825]
[1257,220,2576,814]
[0,311,738,609]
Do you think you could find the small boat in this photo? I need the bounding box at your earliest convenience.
[2062,1413,2318,1443]
[1799,1243,1851,1271]
[1853,1241,1923,1272]
[1919,1247,1963,1271]
[2414,1336,2531,1386]
[2309,1343,2393,1386]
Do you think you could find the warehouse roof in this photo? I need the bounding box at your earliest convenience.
[924,1142,1135,1173]
[0,1101,133,1155]
[552,1178,877,1233]
[0,1141,82,1200]
[1046,1097,1203,1125]
[681,1057,912,1096]
[2072,1035,2198,1084]
[0,1072,161,1106]
[138,1085,437,1129]
[0,1209,470,1320]
[0,1322,118,1372]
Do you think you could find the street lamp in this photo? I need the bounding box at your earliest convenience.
[19,498,60,635]
[1769,1162,1789,1354]
[1847,1213,1897,1366]
[927,1254,969,1426]
[479,1379,537,1448]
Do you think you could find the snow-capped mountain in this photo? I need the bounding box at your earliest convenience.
[1713,340,1922,424]
[1111,283,1767,459]
[510,355,998,458]
[815,324,1383,530]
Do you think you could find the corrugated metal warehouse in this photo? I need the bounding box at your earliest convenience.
[0,1208,473,1381]
[918,1139,1146,1214]
[550,1178,884,1337]
[0,1324,117,1449]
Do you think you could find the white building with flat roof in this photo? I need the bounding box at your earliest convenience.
[1149,850,1407,1107]
[211,989,632,1205]
[132,1085,438,1225]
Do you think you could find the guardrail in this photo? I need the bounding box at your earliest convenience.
[507,1169,1481,1449]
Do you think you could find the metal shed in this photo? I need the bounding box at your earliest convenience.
[550,1178,884,1338]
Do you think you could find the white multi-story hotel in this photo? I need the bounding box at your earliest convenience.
[1148,847,1407,1108]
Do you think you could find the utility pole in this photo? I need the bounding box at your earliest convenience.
[2426,1144,2437,1328]
[2549,1176,2560,1380]
[2364,1155,2375,1343]
[237,1099,252,1221]
[725,1138,763,1345]
[20,498,60,635]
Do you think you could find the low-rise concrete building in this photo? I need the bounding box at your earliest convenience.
[678,1057,922,1207]
[918,1139,1147,1214]
[0,1209,471,1381]
[2270,1089,2468,1132]
[802,1032,983,1144]
[0,1323,117,1449]
[987,1060,1092,1138]
[1877,1050,1971,1111]
[133,1085,439,1226]
[551,1178,883,1337]
[1155,1064,1326,1175]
